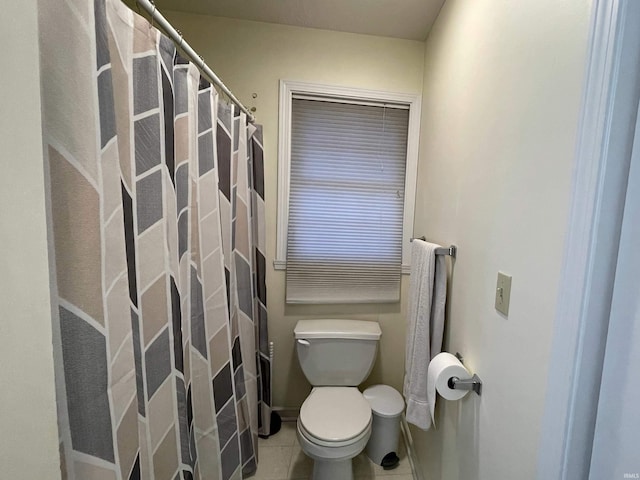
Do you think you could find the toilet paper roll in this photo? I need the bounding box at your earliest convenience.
[427,352,471,425]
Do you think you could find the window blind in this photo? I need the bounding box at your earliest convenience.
[286,97,409,303]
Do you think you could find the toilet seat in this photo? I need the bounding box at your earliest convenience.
[299,387,372,447]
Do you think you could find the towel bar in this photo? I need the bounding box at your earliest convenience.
[410,236,457,258]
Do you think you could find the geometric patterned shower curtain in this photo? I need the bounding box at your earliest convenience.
[38,0,270,479]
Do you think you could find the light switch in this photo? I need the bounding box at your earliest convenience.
[495,272,512,316]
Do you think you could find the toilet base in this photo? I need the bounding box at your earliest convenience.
[312,458,353,480]
[297,419,371,480]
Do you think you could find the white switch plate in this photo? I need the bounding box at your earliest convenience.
[495,271,512,316]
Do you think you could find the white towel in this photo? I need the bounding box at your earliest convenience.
[403,240,447,430]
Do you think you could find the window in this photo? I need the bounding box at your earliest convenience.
[276,81,420,304]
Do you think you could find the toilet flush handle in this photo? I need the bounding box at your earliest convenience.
[297,339,310,346]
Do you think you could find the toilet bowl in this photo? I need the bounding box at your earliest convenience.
[294,320,382,480]
[297,387,372,480]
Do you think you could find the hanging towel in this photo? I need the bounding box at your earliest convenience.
[403,240,447,430]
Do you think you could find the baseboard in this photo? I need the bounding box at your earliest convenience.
[400,415,424,480]
[272,406,300,422]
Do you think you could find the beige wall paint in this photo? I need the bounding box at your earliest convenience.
[411,1,591,479]
[163,11,425,408]
[0,1,60,478]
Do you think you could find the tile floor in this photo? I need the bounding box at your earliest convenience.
[253,421,414,480]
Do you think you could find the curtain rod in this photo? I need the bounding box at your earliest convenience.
[136,0,255,123]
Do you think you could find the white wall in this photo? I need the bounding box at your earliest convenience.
[0,2,61,478]
[411,1,592,479]
[162,11,426,408]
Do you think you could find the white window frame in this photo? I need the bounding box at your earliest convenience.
[275,80,421,274]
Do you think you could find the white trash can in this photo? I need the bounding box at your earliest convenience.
[363,384,405,468]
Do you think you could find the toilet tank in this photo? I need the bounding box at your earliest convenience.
[294,319,382,386]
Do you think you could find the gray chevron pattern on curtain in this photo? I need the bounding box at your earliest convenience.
[39,0,270,478]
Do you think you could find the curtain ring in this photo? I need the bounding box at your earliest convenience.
[150,1,157,30]
[177,30,184,50]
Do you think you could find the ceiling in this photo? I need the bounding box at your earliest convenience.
[153,0,446,41]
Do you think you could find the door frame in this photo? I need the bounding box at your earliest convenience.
[537,0,640,478]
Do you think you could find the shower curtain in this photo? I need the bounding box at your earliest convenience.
[38,0,270,479]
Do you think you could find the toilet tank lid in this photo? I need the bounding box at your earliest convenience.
[294,319,382,340]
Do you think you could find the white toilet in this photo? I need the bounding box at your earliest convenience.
[294,319,382,480]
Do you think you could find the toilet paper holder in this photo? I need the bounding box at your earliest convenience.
[448,353,483,396]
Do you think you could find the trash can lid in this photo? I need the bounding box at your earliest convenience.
[363,385,405,418]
